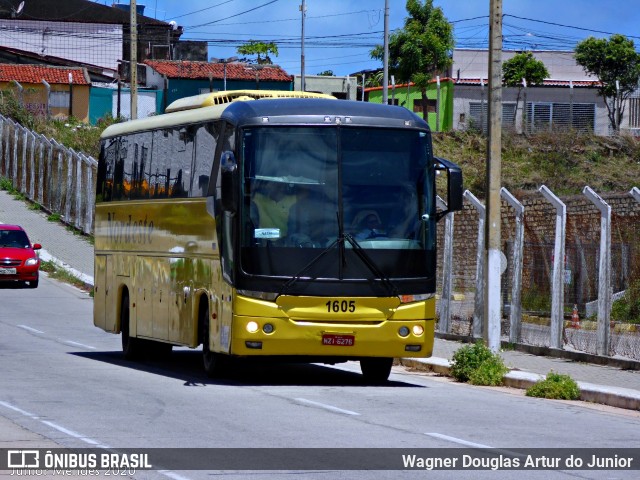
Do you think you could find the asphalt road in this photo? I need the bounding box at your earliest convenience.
[1,274,639,480]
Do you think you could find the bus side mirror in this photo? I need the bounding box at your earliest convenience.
[435,156,463,220]
[221,151,238,213]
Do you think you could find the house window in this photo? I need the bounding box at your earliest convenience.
[413,98,436,114]
[49,91,70,108]
[526,102,595,133]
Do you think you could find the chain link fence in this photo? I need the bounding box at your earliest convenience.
[436,190,640,361]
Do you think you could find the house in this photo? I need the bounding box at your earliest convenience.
[366,78,455,132]
[452,49,607,135]
[144,60,294,110]
[0,0,182,81]
[294,75,358,100]
[0,64,91,122]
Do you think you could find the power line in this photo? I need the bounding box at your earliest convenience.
[185,0,281,29]
[171,0,236,20]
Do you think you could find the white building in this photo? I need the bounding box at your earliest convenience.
[452,49,611,135]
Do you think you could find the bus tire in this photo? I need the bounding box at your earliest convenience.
[121,291,143,360]
[360,358,393,384]
[201,300,224,377]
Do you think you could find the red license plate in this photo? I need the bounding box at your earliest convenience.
[322,334,355,346]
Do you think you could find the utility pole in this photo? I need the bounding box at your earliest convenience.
[382,0,389,105]
[300,0,306,92]
[130,0,138,120]
[484,0,503,352]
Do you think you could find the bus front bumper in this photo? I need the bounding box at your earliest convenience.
[229,316,434,358]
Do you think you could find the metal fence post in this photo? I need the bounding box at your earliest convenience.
[501,188,525,343]
[539,185,566,350]
[65,148,74,222]
[463,190,485,338]
[584,186,612,357]
[28,132,35,200]
[20,127,27,193]
[437,195,454,334]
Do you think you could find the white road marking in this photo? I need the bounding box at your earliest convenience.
[425,432,492,448]
[41,420,107,448]
[0,400,38,419]
[17,324,45,334]
[159,470,193,480]
[64,340,97,350]
[294,397,361,416]
[0,400,191,480]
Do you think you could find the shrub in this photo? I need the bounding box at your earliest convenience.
[526,372,580,400]
[451,341,498,382]
[610,279,640,324]
[469,354,509,386]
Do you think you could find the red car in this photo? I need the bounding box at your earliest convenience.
[0,225,41,288]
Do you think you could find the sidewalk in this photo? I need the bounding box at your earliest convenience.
[1,189,639,411]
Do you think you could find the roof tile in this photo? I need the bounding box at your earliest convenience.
[144,60,292,83]
[0,64,89,85]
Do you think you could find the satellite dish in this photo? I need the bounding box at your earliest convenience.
[169,20,178,31]
[16,2,25,16]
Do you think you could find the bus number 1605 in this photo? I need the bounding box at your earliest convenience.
[326,300,356,313]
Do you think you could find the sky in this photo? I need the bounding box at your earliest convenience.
[101,0,640,77]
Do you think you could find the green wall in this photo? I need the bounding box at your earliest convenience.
[367,80,454,132]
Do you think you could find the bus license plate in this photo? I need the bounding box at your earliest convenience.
[0,268,16,275]
[322,334,355,346]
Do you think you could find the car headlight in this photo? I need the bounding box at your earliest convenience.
[25,257,39,266]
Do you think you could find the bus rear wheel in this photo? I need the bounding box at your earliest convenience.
[121,292,143,360]
[201,301,224,377]
[360,358,393,384]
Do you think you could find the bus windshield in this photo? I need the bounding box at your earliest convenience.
[240,126,435,284]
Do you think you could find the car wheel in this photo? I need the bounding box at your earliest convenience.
[28,279,38,288]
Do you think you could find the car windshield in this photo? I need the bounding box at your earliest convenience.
[0,230,30,248]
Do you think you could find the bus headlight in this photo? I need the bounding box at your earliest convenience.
[246,321,259,333]
[412,325,424,336]
[263,323,274,334]
[398,326,410,337]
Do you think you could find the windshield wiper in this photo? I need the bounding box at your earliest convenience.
[279,229,399,297]
[342,233,398,297]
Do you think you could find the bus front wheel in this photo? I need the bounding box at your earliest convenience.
[201,301,224,378]
[360,358,393,384]
[121,292,143,360]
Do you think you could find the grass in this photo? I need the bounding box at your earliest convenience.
[40,260,93,296]
[450,341,509,385]
[526,372,581,400]
[433,129,640,196]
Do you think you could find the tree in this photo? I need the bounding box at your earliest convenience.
[502,52,549,129]
[574,34,640,132]
[236,41,279,65]
[317,70,334,76]
[370,0,454,115]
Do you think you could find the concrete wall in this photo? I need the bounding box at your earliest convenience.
[0,19,122,72]
[294,75,358,100]
[453,84,610,135]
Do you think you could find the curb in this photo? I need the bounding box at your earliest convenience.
[400,357,640,411]
[39,248,94,289]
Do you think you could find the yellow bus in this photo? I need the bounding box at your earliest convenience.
[94,90,463,383]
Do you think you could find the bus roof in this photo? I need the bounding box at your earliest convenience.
[165,89,336,113]
[100,92,428,139]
